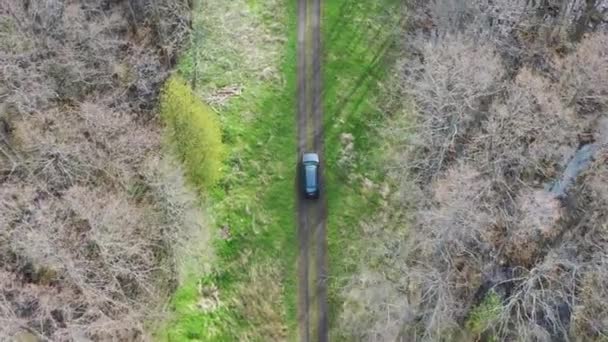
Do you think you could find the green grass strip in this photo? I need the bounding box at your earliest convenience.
[156,0,298,340]
[322,0,402,339]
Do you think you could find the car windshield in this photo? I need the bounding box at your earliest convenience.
[305,164,317,189]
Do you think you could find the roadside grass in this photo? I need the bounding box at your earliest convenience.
[322,0,403,337]
[156,0,298,340]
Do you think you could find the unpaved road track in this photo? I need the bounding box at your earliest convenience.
[296,0,328,340]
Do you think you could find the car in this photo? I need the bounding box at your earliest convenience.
[301,152,320,199]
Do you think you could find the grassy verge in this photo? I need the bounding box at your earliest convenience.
[322,0,403,338]
[155,0,298,340]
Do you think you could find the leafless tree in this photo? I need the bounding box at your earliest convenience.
[0,0,206,340]
[339,1,608,339]
[397,36,505,182]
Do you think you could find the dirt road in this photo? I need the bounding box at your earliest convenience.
[296,0,328,340]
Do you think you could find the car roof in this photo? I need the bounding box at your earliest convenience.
[302,153,319,163]
[305,164,317,188]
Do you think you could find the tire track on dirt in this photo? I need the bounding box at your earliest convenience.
[297,0,328,340]
[311,0,328,340]
[296,0,310,340]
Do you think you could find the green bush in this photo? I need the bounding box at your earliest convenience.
[160,76,224,190]
[466,290,501,338]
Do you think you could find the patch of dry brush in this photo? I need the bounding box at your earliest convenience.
[339,1,608,340]
[0,0,208,340]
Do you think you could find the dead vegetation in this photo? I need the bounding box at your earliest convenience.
[339,0,608,340]
[189,0,285,109]
[0,0,209,340]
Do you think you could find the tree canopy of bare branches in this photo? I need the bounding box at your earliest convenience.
[338,1,608,341]
[0,0,207,340]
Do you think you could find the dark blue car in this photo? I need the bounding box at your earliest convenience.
[301,153,320,199]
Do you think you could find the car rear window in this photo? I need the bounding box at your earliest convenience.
[305,164,317,189]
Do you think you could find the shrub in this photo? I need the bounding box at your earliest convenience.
[160,76,225,190]
[559,32,608,115]
[466,290,501,337]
